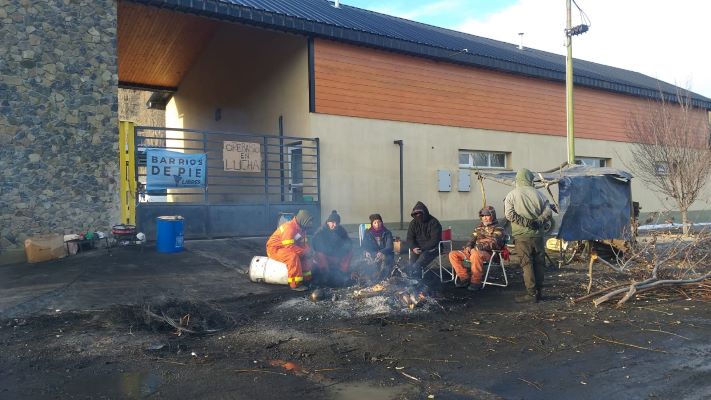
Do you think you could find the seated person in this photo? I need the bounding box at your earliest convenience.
[361,213,395,280]
[449,205,506,291]
[266,209,314,291]
[407,201,442,274]
[311,210,353,286]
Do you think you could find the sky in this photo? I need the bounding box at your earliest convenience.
[342,0,711,98]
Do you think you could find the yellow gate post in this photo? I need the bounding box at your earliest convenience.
[119,121,137,225]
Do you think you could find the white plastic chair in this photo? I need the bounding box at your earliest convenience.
[358,223,371,246]
[419,228,454,282]
[482,249,508,288]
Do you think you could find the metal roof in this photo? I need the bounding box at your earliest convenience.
[130,0,711,109]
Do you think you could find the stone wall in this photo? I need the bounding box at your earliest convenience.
[0,0,119,263]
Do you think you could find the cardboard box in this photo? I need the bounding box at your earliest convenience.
[24,234,67,263]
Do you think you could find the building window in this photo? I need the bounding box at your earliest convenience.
[574,157,609,167]
[459,150,508,169]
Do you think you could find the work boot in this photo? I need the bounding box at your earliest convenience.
[291,285,308,292]
[467,282,483,292]
[536,289,543,302]
[455,277,470,288]
[515,291,538,303]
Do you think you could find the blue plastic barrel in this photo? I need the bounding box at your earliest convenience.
[156,216,184,253]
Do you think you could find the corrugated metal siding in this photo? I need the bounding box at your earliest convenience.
[313,39,676,143]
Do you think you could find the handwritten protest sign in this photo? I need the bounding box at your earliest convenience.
[223,141,261,172]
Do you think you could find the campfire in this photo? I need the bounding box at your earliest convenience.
[353,280,429,309]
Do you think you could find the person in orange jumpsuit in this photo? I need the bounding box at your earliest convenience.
[266,209,314,291]
[448,206,506,291]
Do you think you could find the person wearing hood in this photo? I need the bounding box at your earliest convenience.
[449,205,506,291]
[504,168,554,303]
[407,201,443,274]
[266,209,314,291]
[311,210,353,286]
[361,213,395,279]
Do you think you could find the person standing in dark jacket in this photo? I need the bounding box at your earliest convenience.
[504,168,554,303]
[361,213,395,280]
[312,210,352,286]
[407,201,442,275]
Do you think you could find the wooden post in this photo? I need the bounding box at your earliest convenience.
[587,249,598,294]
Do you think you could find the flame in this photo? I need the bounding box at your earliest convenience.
[371,283,385,292]
[269,359,302,373]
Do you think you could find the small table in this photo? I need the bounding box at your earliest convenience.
[65,236,108,255]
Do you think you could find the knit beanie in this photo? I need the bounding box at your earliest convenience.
[326,210,341,224]
[295,209,313,228]
[369,213,383,223]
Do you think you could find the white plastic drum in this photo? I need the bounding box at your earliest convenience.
[249,256,289,285]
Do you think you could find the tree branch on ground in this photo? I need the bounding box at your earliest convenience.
[574,233,711,306]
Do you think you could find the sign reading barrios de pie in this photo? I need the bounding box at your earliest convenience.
[223,141,261,172]
[146,149,206,190]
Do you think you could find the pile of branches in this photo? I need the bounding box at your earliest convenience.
[576,233,711,307]
[141,299,235,336]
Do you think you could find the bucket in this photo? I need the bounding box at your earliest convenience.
[249,256,289,285]
[156,216,184,253]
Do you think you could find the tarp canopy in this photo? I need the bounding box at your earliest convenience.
[477,165,633,241]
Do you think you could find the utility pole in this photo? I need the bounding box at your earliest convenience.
[565,0,589,165]
[565,0,575,165]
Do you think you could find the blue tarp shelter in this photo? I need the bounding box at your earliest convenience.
[478,165,633,241]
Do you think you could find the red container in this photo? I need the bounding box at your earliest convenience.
[441,228,452,241]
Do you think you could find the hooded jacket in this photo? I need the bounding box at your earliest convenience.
[406,202,443,252]
[266,218,308,256]
[504,168,552,238]
[466,219,506,251]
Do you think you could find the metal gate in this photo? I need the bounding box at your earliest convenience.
[119,122,320,240]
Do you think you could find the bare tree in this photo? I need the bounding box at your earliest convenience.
[118,88,167,147]
[625,88,711,234]
[118,88,165,128]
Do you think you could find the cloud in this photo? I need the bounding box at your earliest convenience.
[452,0,711,98]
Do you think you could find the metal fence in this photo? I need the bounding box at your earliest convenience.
[133,126,321,239]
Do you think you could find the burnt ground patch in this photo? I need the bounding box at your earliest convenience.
[110,299,236,336]
[0,237,709,399]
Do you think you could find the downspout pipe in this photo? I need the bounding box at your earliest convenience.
[279,115,285,202]
[394,140,404,230]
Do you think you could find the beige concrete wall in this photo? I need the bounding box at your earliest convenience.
[166,23,310,137]
[310,113,711,225]
[161,24,710,226]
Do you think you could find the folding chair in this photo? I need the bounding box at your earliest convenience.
[418,227,454,282]
[482,247,509,288]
